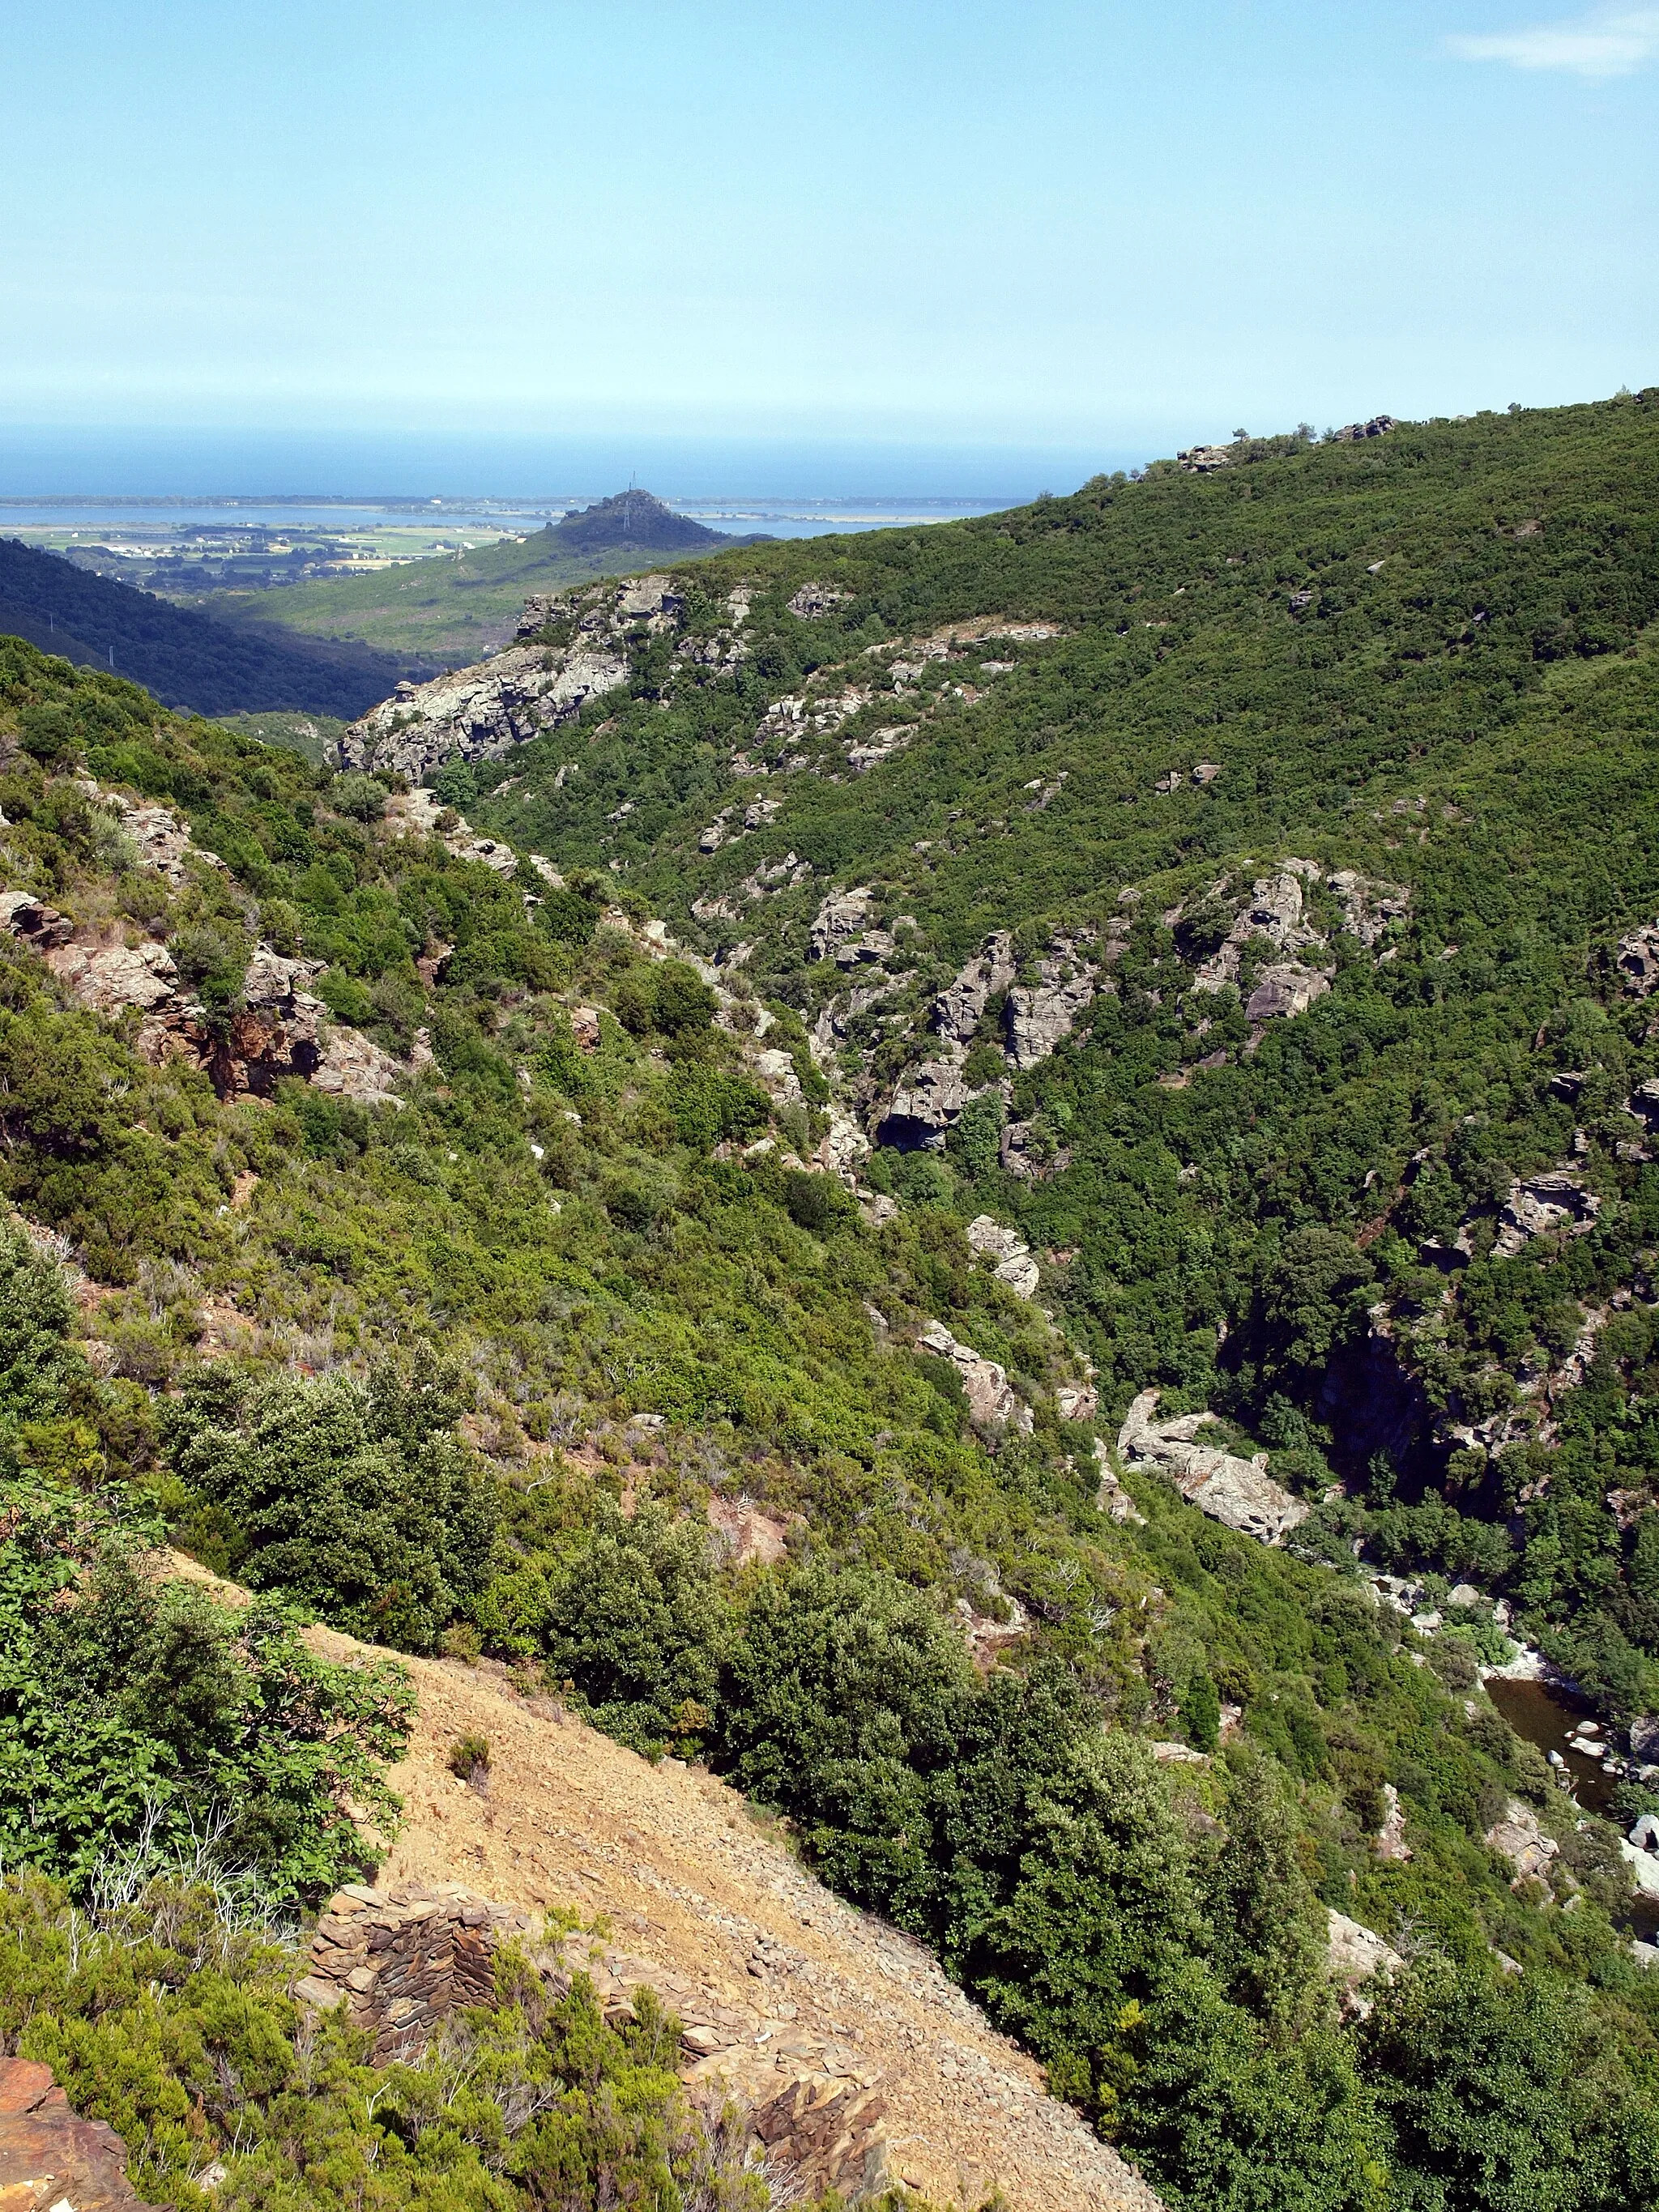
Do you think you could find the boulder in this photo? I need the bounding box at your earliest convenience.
[1244,962,1330,1022]
[313,1028,409,1109]
[917,1319,1033,1433]
[1116,1389,1308,1545]
[1623,1838,1659,1897]
[0,889,74,950]
[1325,1910,1404,2013]
[1330,416,1397,441]
[47,940,178,1015]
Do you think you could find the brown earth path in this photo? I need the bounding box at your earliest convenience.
[292,1609,1162,2212]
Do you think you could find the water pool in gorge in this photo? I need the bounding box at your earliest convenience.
[1485,1673,1659,1941]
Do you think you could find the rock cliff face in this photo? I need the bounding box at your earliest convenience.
[341,573,701,783]
[344,640,628,785]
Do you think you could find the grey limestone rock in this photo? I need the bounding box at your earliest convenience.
[46,940,178,1015]
[934,932,1015,1047]
[808,886,877,961]
[965,1213,1039,1299]
[787,582,850,618]
[346,640,628,784]
[1494,1171,1600,1257]
[881,1053,969,1149]
[1005,936,1098,1067]
[1244,961,1330,1022]
[1116,1388,1308,1545]
[1617,919,1659,996]
[1485,1798,1559,1884]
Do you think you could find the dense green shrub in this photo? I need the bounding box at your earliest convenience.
[158,1357,498,1652]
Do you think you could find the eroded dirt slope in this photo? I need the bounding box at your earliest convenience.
[301,1615,1160,2212]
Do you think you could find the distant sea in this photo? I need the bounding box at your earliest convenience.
[0,425,1146,535]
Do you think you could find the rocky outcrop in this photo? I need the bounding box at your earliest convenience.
[787,583,849,619]
[109,797,219,882]
[346,639,628,784]
[1330,416,1396,441]
[1485,1798,1559,1886]
[1375,1782,1412,1861]
[297,1884,896,2204]
[1183,864,1407,1026]
[808,886,877,961]
[1178,445,1233,473]
[1494,1171,1600,1257]
[880,1055,970,1149]
[934,933,1015,1047]
[344,574,685,783]
[752,2075,892,2201]
[1191,868,1329,999]
[1005,936,1098,1068]
[312,1027,411,1108]
[383,788,521,874]
[917,1319,1033,1432]
[46,940,177,1015]
[966,1213,1039,1298]
[1116,1390,1309,1544]
[1616,919,1659,996]
[1325,1911,1403,2014]
[1243,962,1330,1022]
[1328,869,1410,948]
[36,927,416,1108]
[0,2056,164,2212]
[296,1882,527,2061]
[1093,1438,1145,1524]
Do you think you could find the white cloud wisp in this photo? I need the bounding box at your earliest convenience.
[1448,6,1659,75]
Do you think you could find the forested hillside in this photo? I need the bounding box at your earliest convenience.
[446,391,1659,1722]
[0,536,407,717]
[2,394,1659,2212]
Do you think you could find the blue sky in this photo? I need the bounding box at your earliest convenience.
[0,0,1653,473]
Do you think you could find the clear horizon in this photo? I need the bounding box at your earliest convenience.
[2,3,1652,468]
